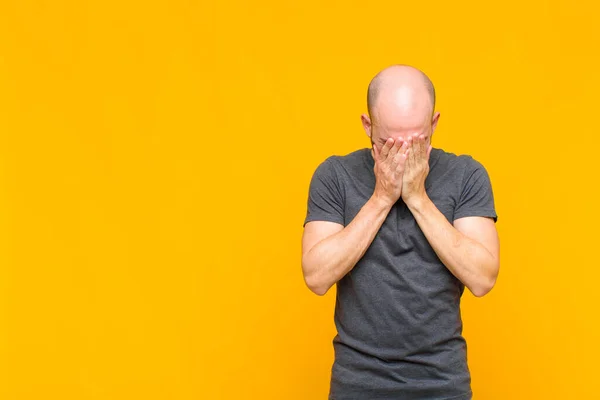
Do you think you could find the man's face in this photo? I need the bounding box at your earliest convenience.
[370,123,431,150]
[368,112,438,151]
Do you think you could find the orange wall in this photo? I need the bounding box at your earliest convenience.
[0,1,598,399]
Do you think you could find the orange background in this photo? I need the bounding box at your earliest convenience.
[0,0,598,399]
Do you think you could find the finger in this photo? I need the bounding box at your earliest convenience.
[407,136,415,166]
[393,144,409,168]
[392,146,403,164]
[417,134,425,159]
[400,151,409,167]
[404,148,412,172]
[400,140,410,157]
[413,136,421,164]
[388,138,402,160]
[415,136,421,162]
[396,140,410,163]
[380,138,394,160]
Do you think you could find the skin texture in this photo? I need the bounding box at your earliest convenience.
[302,65,499,297]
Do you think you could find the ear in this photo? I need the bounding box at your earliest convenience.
[361,113,372,139]
[431,111,441,133]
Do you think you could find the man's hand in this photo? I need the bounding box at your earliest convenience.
[372,138,409,207]
[401,134,432,208]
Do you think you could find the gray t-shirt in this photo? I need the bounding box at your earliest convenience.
[303,147,497,400]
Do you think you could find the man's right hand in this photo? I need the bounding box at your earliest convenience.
[372,138,409,207]
[302,137,408,295]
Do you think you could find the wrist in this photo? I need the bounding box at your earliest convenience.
[370,192,394,211]
[405,192,431,214]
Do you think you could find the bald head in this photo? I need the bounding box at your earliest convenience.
[362,65,440,152]
[367,65,435,123]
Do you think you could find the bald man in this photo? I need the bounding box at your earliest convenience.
[301,65,499,400]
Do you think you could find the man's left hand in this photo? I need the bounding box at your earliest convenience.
[401,133,432,208]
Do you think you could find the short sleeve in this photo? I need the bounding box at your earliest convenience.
[453,157,498,223]
[303,157,345,227]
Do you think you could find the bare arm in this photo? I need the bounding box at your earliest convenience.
[401,134,500,297]
[301,196,392,296]
[408,198,500,297]
[301,138,409,296]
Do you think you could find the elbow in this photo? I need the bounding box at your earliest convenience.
[307,281,329,296]
[303,272,330,296]
[301,258,331,296]
[471,264,499,298]
[471,281,494,297]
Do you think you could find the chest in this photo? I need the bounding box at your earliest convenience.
[341,170,458,228]
[337,164,464,289]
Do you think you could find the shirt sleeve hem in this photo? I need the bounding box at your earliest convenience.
[453,209,498,222]
[303,215,345,227]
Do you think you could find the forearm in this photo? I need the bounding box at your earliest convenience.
[407,196,498,297]
[302,196,392,295]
